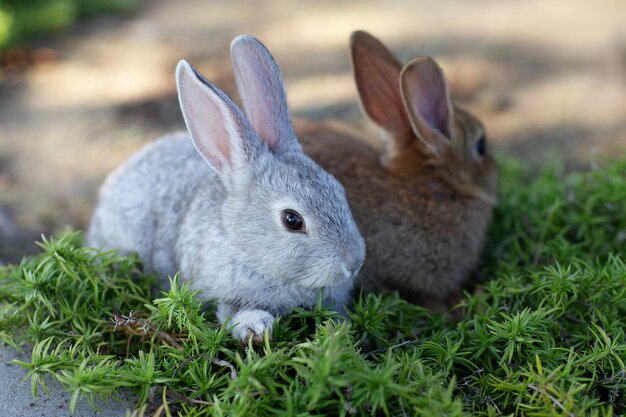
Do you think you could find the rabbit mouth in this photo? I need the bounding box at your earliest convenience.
[328,264,359,287]
[340,264,359,282]
[297,265,354,289]
[294,253,362,289]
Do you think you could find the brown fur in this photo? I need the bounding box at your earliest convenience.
[297,31,498,309]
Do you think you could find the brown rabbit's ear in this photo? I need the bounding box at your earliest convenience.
[350,30,411,134]
[400,57,453,154]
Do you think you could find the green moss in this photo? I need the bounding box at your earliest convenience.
[1,154,626,415]
[0,8,12,48]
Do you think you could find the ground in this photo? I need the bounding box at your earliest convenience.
[0,347,132,416]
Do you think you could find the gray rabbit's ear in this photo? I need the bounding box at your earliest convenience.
[176,60,260,177]
[350,30,411,134]
[399,57,453,155]
[230,35,301,155]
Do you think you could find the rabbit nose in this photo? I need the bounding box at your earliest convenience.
[339,265,357,282]
[355,241,366,268]
[343,250,364,277]
[349,263,362,278]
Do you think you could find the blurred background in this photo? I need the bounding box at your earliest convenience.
[0,0,625,262]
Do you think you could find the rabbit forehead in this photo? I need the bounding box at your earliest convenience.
[263,158,352,224]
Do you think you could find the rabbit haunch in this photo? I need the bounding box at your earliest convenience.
[87,35,365,342]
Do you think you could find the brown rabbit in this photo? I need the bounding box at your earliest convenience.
[297,31,498,309]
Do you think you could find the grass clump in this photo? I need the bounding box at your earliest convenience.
[0,155,625,416]
[0,0,141,51]
[485,158,626,273]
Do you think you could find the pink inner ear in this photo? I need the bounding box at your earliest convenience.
[418,80,450,138]
[401,58,452,140]
[177,60,251,176]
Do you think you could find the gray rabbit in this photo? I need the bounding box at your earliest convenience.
[87,35,365,342]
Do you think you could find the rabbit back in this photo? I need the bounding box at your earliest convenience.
[87,133,222,279]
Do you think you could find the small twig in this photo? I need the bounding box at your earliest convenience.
[110,313,184,350]
[159,389,212,406]
[173,354,205,377]
[528,383,574,417]
[173,354,237,380]
[399,400,408,417]
[601,369,626,385]
[125,334,132,358]
[488,397,501,414]
[212,358,238,380]
[363,339,419,356]
[149,386,212,408]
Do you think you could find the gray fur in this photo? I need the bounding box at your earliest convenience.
[87,36,365,341]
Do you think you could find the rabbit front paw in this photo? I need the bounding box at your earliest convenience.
[231,309,275,343]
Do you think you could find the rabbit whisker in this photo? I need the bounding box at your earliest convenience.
[239,261,335,312]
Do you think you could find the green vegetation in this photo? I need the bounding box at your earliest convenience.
[0,0,140,50]
[0,156,625,416]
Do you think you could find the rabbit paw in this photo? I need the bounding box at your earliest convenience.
[231,310,275,343]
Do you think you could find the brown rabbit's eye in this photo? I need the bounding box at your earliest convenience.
[282,209,305,232]
[475,134,487,156]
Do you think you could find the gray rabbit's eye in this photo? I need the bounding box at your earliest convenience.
[282,209,305,232]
